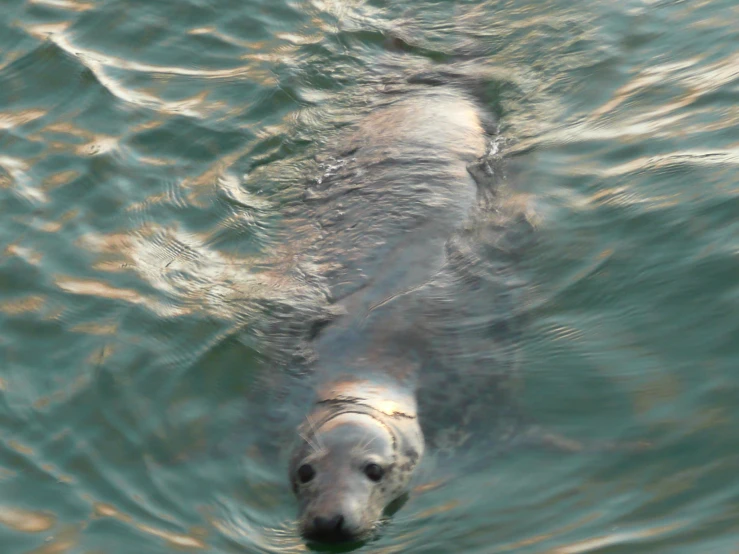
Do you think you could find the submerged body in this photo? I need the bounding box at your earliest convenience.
[288,88,491,543]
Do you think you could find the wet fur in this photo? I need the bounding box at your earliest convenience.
[288,87,520,542]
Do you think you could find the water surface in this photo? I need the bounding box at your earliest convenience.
[1,0,739,552]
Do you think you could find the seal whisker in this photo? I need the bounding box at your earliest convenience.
[299,428,322,456]
[305,414,327,455]
[353,432,380,458]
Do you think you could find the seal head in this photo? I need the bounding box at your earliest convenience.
[289,386,424,543]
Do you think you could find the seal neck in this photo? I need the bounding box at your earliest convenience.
[298,379,424,460]
[312,379,418,421]
[307,397,415,437]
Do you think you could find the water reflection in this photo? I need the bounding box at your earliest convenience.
[0,507,55,533]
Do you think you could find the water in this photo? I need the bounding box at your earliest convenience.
[1,0,738,552]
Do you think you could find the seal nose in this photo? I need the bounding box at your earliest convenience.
[314,514,344,534]
[307,513,352,542]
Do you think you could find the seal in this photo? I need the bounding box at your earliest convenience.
[287,87,492,543]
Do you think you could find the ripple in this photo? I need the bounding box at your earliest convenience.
[551,521,686,553]
[0,108,47,130]
[55,277,148,305]
[24,24,217,118]
[92,503,207,550]
[0,295,46,316]
[0,507,56,533]
[28,0,95,11]
[0,155,46,205]
[209,496,306,553]
[23,21,276,122]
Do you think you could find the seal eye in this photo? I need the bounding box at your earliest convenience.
[297,464,315,484]
[364,463,384,482]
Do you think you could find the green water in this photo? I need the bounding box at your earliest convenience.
[1,0,738,552]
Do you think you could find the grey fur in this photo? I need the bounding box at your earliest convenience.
[288,88,491,543]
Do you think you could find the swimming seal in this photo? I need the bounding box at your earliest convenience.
[288,87,489,543]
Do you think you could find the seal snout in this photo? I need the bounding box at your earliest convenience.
[303,513,356,543]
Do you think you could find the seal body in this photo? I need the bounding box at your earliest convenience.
[288,87,490,543]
